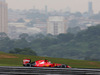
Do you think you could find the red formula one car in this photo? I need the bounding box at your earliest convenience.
[23,59,71,68]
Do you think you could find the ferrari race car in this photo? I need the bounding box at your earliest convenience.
[23,59,71,68]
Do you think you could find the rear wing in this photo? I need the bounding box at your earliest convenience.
[23,59,31,65]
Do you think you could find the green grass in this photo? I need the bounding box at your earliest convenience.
[0,51,100,68]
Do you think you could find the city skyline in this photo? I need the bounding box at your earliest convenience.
[6,0,100,13]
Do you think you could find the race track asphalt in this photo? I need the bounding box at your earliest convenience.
[0,66,100,75]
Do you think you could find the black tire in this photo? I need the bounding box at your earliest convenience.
[31,62,36,67]
[25,63,31,67]
[61,64,66,68]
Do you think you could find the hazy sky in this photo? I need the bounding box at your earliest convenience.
[6,0,100,13]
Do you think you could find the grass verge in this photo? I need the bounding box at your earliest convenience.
[0,51,100,68]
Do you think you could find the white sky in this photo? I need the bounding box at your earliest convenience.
[6,0,100,13]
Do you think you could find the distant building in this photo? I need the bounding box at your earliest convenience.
[34,23,47,34]
[88,1,93,16]
[0,0,8,33]
[8,23,41,39]
[47,16,67,35]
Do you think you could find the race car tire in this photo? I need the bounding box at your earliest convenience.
[25,63,31,67]
[31,62,36,67]
[61,64,66,68]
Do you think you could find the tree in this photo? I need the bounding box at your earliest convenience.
[57,33,74,43]
[19,33,29,39]
[67,26,81,34]
[68,19,79,28]
[0,32,8,38]
[9,48,37,56]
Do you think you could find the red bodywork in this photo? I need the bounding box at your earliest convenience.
[23,59,31,65]
[23,59,71,68]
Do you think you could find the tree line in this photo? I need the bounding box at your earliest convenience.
[0,24,100,60]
